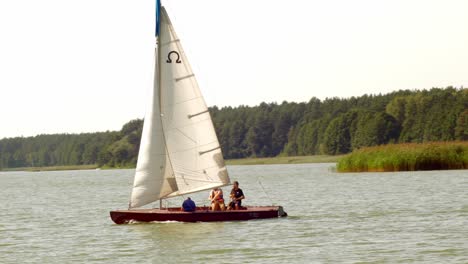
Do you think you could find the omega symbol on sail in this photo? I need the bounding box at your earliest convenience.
[166,51,181,63]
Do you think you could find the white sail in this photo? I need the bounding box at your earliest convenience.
[129,6,230,208]
[129,49,178,209]
[159,7,230,197]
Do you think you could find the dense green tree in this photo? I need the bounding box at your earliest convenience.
[0,87,466,169]
[386,96,407,124]
[352,111,400,149]
[455,109,468,140]
[323,111,358,154]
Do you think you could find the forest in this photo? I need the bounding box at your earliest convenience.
[0,87,467,169]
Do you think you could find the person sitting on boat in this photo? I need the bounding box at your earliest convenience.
[208,188,215,201]
[228,181,245,210]
[181,197,196,212]
[209,187,225,211]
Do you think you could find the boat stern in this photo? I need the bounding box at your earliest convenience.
[278,206,288,217]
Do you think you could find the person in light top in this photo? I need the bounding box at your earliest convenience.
[209,187,225,211]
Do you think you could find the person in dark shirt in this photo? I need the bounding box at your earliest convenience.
[229,181,245,210]
[181,197,196,212]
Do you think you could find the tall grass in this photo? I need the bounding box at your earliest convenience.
[337,142,468,172]
[226,155,342,165]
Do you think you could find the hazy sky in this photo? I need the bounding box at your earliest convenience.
[1,0,467,139]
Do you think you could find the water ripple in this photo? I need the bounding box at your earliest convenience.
[1,165,467,263]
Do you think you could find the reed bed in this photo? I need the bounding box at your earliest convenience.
[226,155,342,165]
[337,142,468,172]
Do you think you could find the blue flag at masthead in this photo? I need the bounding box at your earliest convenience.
[155,0,161,37]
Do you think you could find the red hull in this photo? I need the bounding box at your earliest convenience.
[110,206,287,224]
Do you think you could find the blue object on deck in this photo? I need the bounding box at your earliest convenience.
[155,0,161,36]
[182,198,196,212]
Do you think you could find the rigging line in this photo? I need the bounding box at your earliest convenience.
[257,176,274,205]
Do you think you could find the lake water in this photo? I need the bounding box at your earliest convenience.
[1,163,467,263]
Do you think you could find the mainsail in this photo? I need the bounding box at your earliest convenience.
[129,5,230,208]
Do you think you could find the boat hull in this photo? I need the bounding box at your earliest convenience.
[110,206,287,224]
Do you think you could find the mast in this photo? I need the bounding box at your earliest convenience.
[156,3,174,208]
[155,0,174,209]
[156,0,163,210]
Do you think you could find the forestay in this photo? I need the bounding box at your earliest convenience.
[129,6,230,208]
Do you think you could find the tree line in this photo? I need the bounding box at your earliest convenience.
[1,87,467,169]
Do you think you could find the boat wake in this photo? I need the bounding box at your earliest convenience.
[126,219,181,225]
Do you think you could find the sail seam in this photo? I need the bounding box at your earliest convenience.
[175,128,197,143]
[164,117,211,131]
[165,141,219,155]
[176,165,226,175]
[162,96,202,107]
[173,172,211,181]
[174,179,223,184]
[171,164,222,175]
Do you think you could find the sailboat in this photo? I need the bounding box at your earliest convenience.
[110,1,287,224]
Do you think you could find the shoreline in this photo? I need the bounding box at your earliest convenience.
[1,164,100,172]
[1,155,341,172]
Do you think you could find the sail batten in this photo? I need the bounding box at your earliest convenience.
[188,110,209,118]
[129,5,230,208]
[161,39,180,47]
[199,147,221,155]
[175,74,195,82]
